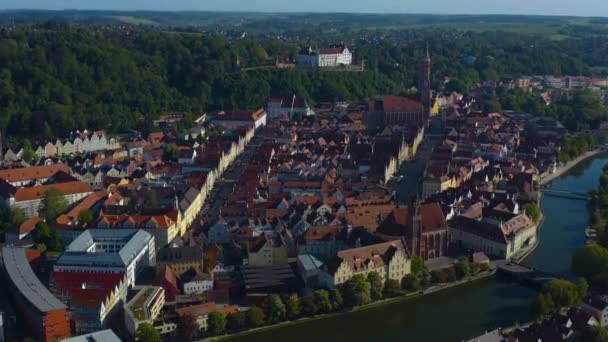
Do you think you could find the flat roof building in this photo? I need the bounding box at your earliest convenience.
[1,246,70,342]
[54,229,156,286]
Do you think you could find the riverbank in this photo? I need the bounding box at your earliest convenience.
[539,149,603,186]
[214,271,496,341]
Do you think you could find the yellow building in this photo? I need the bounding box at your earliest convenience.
[156,246,204,276]
[322,239,411,288]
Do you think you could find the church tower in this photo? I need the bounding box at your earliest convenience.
[408,200,422,257]
[418,44,432,116]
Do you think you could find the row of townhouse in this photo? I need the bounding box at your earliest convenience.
[3,131,121,162]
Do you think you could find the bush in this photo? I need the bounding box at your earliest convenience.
[383,279,401,297]
[246,307,265,328]
[401,274,421,291]
[430,270,448,284]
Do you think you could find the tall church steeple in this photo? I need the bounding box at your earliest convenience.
[418,43,432,115]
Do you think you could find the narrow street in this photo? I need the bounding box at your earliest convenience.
[395,116,444,204]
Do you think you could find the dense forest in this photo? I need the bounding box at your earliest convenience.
[0,18,607,139]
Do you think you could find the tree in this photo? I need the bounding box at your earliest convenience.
[367,272,384,301]
[177,314,198,341]
[40,188,68,220]
[402,274,421,291]
[525,203,542,224]
[342,274,371,307]
[576,277,589,301]
[454,257,471,279]
[136,323,161,342]
[383,278,401,297]
[300,295,318,317]
[207,311,227,336]
[10,208,27,226]
[21,139,36,163]
[144,190,159,209]
[285,296,301,319]
[579,326,608,342]
[533,292,555,320]
[411,255,426,275]
[246,307,265,328]
[264,294,286,323]
[542,279,581,307]
[313,290,333,313]
[163,143,179,162]
[572,244,608,281]
[329,289,343,311]
[78,209,94,225]
[227,311,247,331]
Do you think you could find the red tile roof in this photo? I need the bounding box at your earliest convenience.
[0,164,70,183]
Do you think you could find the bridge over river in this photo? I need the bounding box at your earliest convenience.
[496,262,567,290]
[540,188,589,201]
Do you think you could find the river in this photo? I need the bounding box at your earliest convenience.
[231,154,608,342]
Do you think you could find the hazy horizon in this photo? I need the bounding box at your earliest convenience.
[0,0,607,17]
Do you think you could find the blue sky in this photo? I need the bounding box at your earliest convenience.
[1,0,607,17]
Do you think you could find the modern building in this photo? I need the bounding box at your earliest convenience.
[62,329,121,342]
[298,46,352,67]
[1,246,71,342]
[124,286,165,337]
[321,239,411,288]
[50,270,128,334]
[54,229,156,287]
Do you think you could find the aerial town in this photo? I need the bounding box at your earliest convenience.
[0,38,605,342]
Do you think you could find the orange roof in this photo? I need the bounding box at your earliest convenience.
[419,202,448,233]
[14,181,92,202]
[175,302,238,317]
[57,190,107,224]
[0,164,69,183]
[17,216,41,235]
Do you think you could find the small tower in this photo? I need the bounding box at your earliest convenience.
[418,43,432,116]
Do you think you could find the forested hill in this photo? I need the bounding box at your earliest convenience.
[0,27,402,140]
[0,24,606,140]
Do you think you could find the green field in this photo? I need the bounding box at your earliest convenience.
[108,15,158,25]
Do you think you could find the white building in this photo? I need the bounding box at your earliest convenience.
[448,210,537,260]
[124,286,165,337]
[298,46,352,67]
[181,267,214,295]
[582,295,608,327]
[266,95,315,119]
[54,229,156,287]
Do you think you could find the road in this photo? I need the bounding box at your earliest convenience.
[393,116,444,204]
[195,134,264,231]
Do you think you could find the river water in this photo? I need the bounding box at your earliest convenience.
[233,154,608,342]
